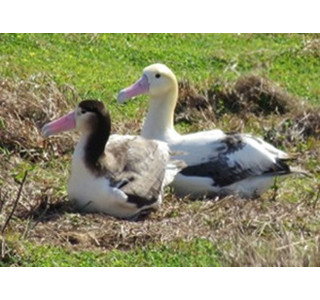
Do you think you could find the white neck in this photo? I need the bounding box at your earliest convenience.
[141,88,180,141]
[72,133,89,166]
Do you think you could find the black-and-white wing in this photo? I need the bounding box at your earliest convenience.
[178,132,291,187]
[103,135,179,207]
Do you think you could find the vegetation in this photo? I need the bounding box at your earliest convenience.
[0,33,319,266]
[0,238,220,267]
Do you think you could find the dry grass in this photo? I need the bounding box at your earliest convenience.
[303,39,320,57]
[1,75,320,266]
[0,75,79,160]
[176,75,305,121]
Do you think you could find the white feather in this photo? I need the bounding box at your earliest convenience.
[118,63,297,198]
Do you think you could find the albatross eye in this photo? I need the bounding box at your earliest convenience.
[155,73,161,79]
[81,108,87,114]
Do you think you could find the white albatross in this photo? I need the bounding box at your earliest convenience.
[42,99,185,219]
[117,63,301,198]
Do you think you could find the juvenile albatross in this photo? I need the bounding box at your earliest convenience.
[42,99,185,218]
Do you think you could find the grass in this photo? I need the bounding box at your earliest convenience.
[0,33,320,266]
[1,33,320,103]
[1,238,220,267]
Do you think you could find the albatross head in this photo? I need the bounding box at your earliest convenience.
[42,100,110,137]
[117,63,177,104]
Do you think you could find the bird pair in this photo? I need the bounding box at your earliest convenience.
[42,64,301,219]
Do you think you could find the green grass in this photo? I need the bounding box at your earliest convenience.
[1,239,220,267]
[1,33,320,107]
[1,33,320,267]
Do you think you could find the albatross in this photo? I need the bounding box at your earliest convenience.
[117,63,301,198]
[42,99,185,218]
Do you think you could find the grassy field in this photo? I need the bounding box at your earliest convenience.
[0,33,320,266]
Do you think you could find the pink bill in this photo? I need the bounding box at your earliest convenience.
[117,74,149,104]
[42,110,76,137]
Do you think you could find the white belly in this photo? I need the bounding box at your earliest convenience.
[172,173,277,198]
[68,165,138,218]
[68,142,160,219]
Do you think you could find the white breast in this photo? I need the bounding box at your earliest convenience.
[67,137,143,218]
